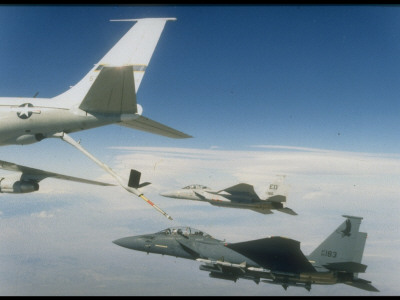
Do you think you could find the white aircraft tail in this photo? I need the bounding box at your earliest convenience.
[53,18,175,110]
[265,175,287,202]
[52,18,190,138]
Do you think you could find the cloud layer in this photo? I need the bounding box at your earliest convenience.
[1,145,399,295]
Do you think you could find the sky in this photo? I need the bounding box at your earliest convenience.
[0,4,399,296]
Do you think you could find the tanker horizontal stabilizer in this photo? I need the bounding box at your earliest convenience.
[118,115,192,139]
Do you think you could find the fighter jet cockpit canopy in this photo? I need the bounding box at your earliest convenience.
[157,226,211,238]
[182,184,210,190]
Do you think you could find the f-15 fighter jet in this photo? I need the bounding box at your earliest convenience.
[160,176,296,215]
[113,215,378,292]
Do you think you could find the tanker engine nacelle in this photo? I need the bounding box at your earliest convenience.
[0,177,39,193]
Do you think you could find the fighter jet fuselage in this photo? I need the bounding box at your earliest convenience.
[114,216,379,292]
[115,227,259,265]
[160,181,297,215]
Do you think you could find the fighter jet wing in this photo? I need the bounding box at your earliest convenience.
[176,239,201,259]
[276,207,298,215]
[250,208,274,215]
[216,183,261,200]
[0,160,115,186]
[227,236,315,273]
[118,115,192,139]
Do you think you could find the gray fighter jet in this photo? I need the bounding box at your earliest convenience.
[113,215,378,292]
[160,176,296,215]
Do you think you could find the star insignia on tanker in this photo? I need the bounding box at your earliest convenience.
[16,103,40,119]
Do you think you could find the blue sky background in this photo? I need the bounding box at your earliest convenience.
[0,5,399,153]
[0,5,399,296]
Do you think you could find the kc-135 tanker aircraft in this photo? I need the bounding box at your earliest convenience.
[114,215,378,292]
[0,18,191,219]
[160,176,297,215]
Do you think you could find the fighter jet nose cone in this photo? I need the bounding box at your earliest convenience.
[113,237,136,249]
[112,237,128,247]
[113,236,148,252]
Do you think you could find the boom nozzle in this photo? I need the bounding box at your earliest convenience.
[139,194,173,220]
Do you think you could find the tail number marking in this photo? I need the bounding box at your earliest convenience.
[321,250,337,258]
